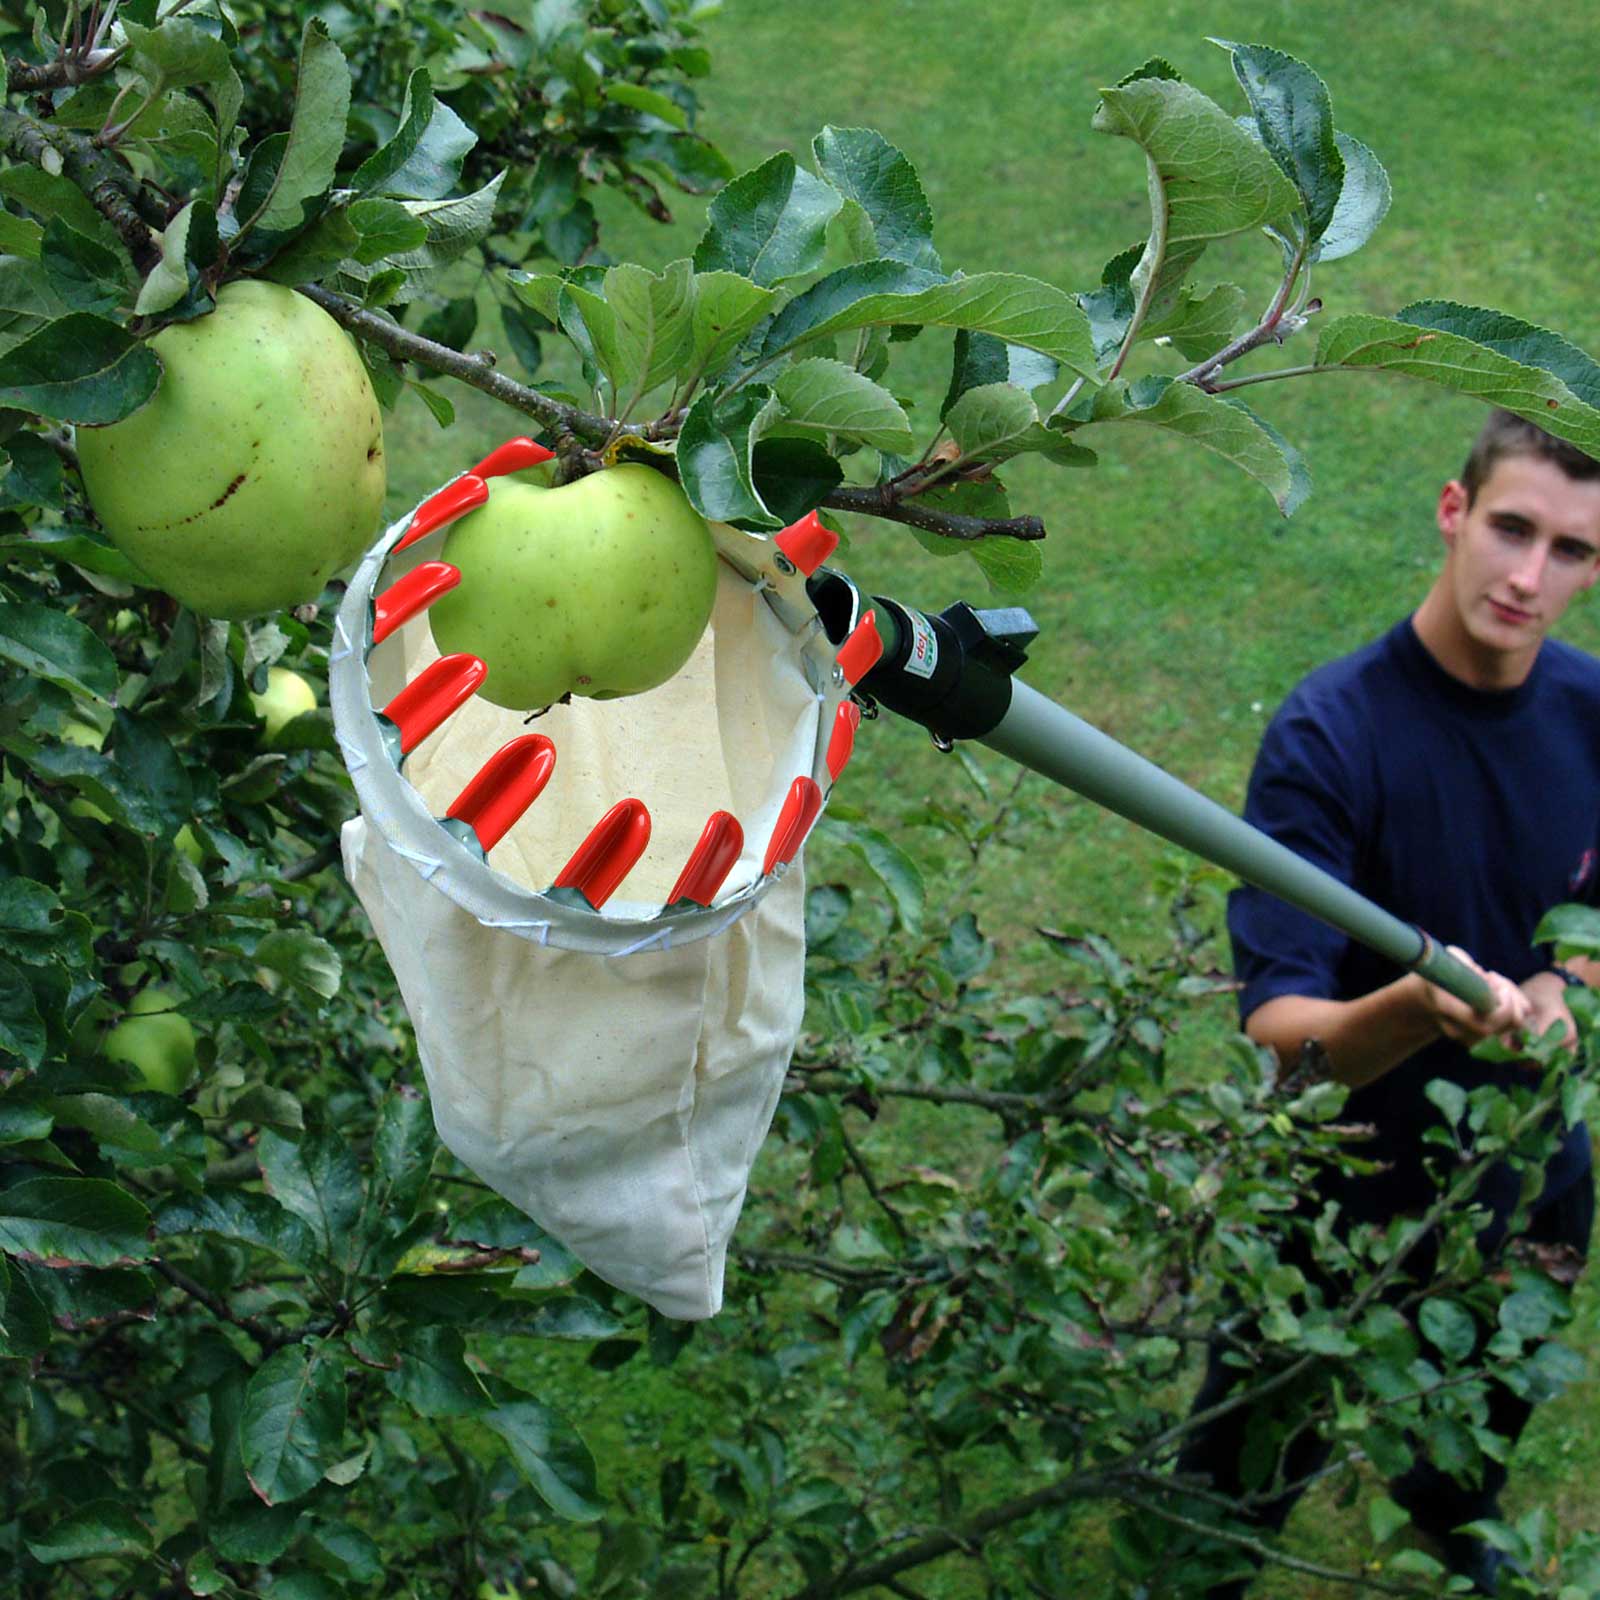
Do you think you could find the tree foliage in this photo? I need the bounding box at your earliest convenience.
[3,7,1600,1597]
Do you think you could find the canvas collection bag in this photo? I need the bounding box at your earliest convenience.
[328,447,857,1318]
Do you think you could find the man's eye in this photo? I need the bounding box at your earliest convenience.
[1555,541,1596,563]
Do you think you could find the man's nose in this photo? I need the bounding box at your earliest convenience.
[1507,545,1547,595]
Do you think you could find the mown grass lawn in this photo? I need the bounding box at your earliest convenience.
[384,1,1600,1588]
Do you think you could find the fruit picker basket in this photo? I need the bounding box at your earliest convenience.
[329,437,876,1319]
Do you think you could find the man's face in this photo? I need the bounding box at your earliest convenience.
[1437,452,1600,668]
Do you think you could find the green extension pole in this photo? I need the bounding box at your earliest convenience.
[812,578,1494,1015]
[983,679,1492,1011]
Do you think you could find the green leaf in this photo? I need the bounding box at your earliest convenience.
[243,19,351,235]
[385,1326,490,1417]
[1367,1495,1411,1544]
[693,152,843,286]
[240,1341,349,1505]
[120,15,232,94]
[771,357,913,451]
[1214,41,1344,244]
[1085,377,1300,514]
[110,708,194,836]
[1418,1297,1478,1364]
[565,260,695,415]
[1317,133,1391,263]
[482,1396,604,1521]
[0,601,119,700]
[348,198,430,264]
[1400,301,1600,410]
[684,270,778,384]
[1093,75,1301,245]
[254,931,342,1001]
[0,959,46,1067]
[364,1085,436,1229]
[405,378,454,428]
[25,1500,153,1563]
[749,436,843,524]
[1315,310,1600,458]
[0,166,121,253]
[676,384,781,526]
[605,82,688,129]
[45,1093,164,1157]
[945,382,1040,463]
[1536,902,1600,957]
[812,126,941,273]
[350,172,505,303]
[0,312,161,424]
[40,217,128,315]
[0,1177,150,1266]
[134,200,205,316]
[0,209,43,260]
[153,1190,320,1263]
[1143,281,1248,361]
[762,266,1097,379]
[942,328,1058,418]
[968,534,1044,597]
[353,67,477,202]
[257,1128,363,1264]
[1091,76,1299,361]
[835,823,924,934]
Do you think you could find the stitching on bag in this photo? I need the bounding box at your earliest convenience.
[335,735,368,774]
[330,614,355,664]
[609,928,674,957]
[390,842,444,879]
[480,917,554,939]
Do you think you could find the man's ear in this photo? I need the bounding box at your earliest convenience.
[1437,479,1469,546]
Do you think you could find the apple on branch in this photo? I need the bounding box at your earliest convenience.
[75,280,387,621]
[103,987,198,1095]
[428,463,720,712]
[250,665,318,743]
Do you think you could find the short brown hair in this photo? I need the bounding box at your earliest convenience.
[1461,409,1600,505]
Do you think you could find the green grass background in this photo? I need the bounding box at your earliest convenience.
[382,2,1600,1589]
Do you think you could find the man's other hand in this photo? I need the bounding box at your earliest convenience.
[1420,945,1534,1049]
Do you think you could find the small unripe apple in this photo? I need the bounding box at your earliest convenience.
[250,666,317,742]
[75,280,386,620]
[428,464,720,711]
[104,987,197,1094]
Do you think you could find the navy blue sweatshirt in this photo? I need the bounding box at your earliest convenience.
[1229,618,1600,1224]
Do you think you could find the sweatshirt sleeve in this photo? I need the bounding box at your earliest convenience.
[1227,690,1364,1024]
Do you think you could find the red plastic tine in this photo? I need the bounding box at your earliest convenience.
[395,474,488,551]
[774,510,839,576]
[762,776,823,874]
[826,699,861,782]
[372,561,461,645]
[667,810,745,907]
[381,653,487,755]
[471,437,556,479]
[445,734,556,852]
[553,798,652,909]
[836,610,884,686]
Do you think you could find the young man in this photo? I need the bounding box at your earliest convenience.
[1179,410,1600,1596]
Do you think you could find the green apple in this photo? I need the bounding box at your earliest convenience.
[428,463,720,711]
[75,280,387,620]
[103,987,197,1094]
[250,666,317,742]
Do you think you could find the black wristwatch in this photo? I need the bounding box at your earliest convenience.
[1555,967,1588,990]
